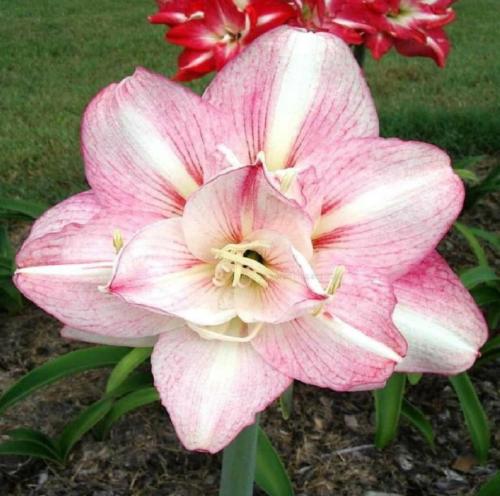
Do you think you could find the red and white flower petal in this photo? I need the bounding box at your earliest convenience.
[252,314,402,391]
[174,49,216,81]
[203,26,378,171]
[312,138,464,280]
[182,164,314,261]
[151,326,291,453]
[82,68,228,216]
[235,230,326,324]
[394,252,488,375]
[108,218,237,326]
[394,28,451,68]
[15,193,169,338]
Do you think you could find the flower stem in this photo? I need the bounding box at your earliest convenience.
[219,416,260,496]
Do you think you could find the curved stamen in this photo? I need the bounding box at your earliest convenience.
[211,241,275,288]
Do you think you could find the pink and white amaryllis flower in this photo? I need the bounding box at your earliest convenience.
[14,27,487,453]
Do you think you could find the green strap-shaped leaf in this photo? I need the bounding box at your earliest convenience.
[0,279,23,314]
[0,225,14,261]
[454,222,489,267]
[401,400,435,448]
[279,382,294,421]
[407,373,423,386]
[0,346,130,414]
[0,440,60,462]
[57,398,114,461]
[459,266,499,290]
[374,373,406,449]
[6,428,62,461]
[467,227,500,251]
[449,373,490,463]
[220,418,259,496]
[104,371,154,399]
[471,286,500,307]
[478,335,500,366]
[477,472,500,496]
[255,427,294,496]
[0,197,48,220]
[105,347,152,393]
[95,387,159,440]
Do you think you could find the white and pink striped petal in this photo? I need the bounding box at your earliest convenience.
[82,67,228,217]
[108,218,236,326]
[203,26,378,171]
[151,326,291,453]
[14,192,172,338]
[311,138,464,280]
[394,252,488,375]
[182,164,314,261]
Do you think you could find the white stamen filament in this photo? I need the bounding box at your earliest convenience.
[211,241,274,289]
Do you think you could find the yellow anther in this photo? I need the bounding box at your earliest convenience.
[113,229,124,254]
[311,266,346,317]
[326,265,345,296]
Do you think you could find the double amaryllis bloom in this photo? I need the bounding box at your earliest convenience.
[150,0,456,80]
[15,27,486,453]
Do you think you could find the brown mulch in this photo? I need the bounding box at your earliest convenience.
[0,165,498,496]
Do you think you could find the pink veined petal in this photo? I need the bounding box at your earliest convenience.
[234,230,326,324]
[61,326,163,347]
[252,313,403,392]
[182,164,314,262]
[203,26,378,171]
[311,138,464,280]
[15,192,170,338]
[252,261,406,391]
[394,252,488,375]
[253,262,406,390]
[108,218,237,326]
[82,67,229,217]
[151,326,291,453]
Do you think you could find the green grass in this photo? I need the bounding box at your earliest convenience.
[1,0,499,205]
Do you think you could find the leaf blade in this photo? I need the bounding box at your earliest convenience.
[0,346,130,415]
[374,373,406,449]
[449,372,490,463]
[255,427,294,496]
[401,400,435,448]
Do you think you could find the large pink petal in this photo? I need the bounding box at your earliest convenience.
[312,138,464,280]
[252,268,406,391]
[108,218,237,326]
[82,67,228,217]
[252,315,402,392]
[182,164,313,261]
[235,230,326,324]
[203,26,378,171]
[151,326,291,453]
[15,192,172,338]
[394,252,488,375]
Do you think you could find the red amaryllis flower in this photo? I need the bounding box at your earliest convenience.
[151,0,296,81]
[363,0,456,67]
